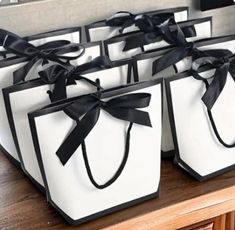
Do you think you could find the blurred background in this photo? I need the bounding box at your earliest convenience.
[0,0,234,37]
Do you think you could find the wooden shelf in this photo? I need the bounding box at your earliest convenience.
[1,150,235,229]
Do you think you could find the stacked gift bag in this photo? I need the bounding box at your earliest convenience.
[0,5,235,225]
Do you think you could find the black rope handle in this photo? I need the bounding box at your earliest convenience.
[204,80,235,148]
[81,122,133,189]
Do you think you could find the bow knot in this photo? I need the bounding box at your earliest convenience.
[39,56,113,102]
[99,99,107,108]
[56,92,152,165]
[192,53,235,110]
[221,56,230,65]
[186,42,196,50]
[2,31,84,84]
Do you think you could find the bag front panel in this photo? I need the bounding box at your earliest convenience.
[33,84,162,221]
[168,70,235,178]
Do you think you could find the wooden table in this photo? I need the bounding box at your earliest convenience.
[1,150,235,230]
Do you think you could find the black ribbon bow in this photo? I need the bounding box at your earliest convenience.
[2,32,85,84]
[106,11,175,34]
[151,18,232,75]
[39,56,113,102]
[192,52,235,110]
[56,93,152,166]
[122,17,197,52]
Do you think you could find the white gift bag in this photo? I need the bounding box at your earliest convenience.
[85,7,188,42]
[0,27,81,58]
[3,58,134,190]
[133,34,235,157]
[28,79,162,224]
[104,17,212,61]
[0,41,100,166]
[165,55,235,181]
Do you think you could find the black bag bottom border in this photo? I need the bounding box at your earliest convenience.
[174,154,235,182]
[22,168,46,195]
[0,144,21,168]
[49,189,160,226]
[0,147,159,225]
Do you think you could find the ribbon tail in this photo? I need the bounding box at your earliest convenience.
[152,47,188,75]
[202,65,229,110]
[49,77,67,102]
[56,107,100,165]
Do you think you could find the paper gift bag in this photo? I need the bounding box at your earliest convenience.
[3,58,133,190]
[104,17,212,62]
[85,7,188,42]
[133,34,235,157]
[165,54,235,180]
[28,79,162,224]
[0,40,101,166]
[0,27,82,58]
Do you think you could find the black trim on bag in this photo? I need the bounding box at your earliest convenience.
[24,27,82,42]
[84,6,189,42]
[165,66,235,181]
[27,78,163,225]
[0,144,21,168]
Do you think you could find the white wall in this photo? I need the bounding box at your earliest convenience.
[0,0,234,37]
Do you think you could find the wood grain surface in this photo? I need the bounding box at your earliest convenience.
[1,149,235,230]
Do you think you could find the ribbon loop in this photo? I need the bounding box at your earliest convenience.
[2,30,85,84]
[39,56,113,102]
[192,52,235,110]
[56,92,152,166]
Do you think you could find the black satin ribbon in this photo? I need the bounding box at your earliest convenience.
[192,52,235,110]
[39,56,113,102]
[151,18,232,75]
[56,93,152,165]
[106,11,174,34]
[123,17,197,51]
[2,33,85,84]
